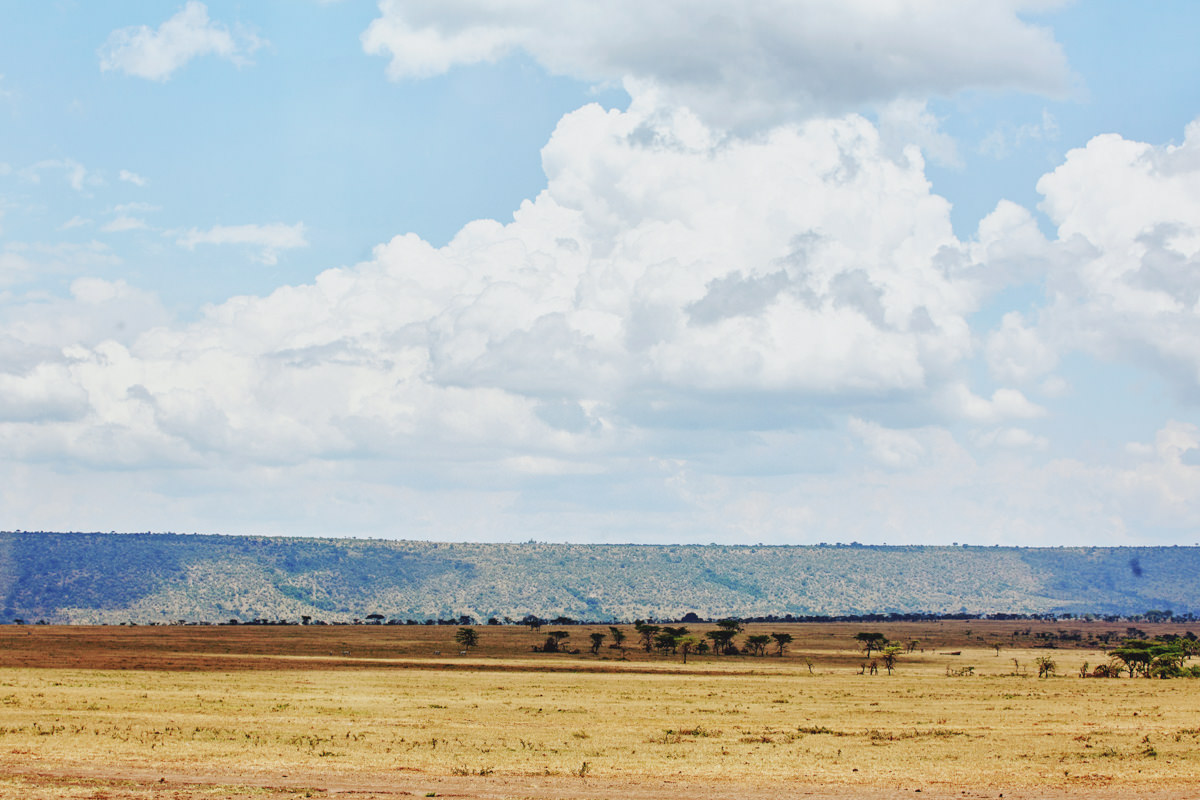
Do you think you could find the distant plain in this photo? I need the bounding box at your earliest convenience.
[2,621,1199,799]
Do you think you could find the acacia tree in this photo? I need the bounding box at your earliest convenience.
[678,635,701,664]
[589,632,606,654]
[746,634,771,656]
[655,630,679,655]
[855,632,888,657]
[542,630,571,653]
[706,629,738,655]
[454,627,479,651]
[770,632,793,656]
[880,644,902,675]
[1109,639,1192,678]
[608,626,628,657]
[634,620,661,653]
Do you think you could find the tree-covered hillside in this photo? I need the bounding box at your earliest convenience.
[1,532,1196,623]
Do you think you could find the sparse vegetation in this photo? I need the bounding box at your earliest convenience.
[2,621,1200,798]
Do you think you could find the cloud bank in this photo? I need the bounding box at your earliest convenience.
[2,81,1199,541]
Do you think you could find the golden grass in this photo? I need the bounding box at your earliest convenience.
[2,622,1200,795]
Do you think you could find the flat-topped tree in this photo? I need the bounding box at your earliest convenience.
[706,628,738,655]
[634,620,661,652]
[746,634,771,656]
[855,632,888,657]
[454,627,479,651]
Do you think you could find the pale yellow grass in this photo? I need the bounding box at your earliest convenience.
[2,646,1198,793]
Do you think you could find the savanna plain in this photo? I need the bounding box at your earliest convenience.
[2,621,1199,800]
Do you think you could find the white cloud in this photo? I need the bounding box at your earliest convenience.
[59,216,93,231]
[1026,118,1200,398]
[176,222,307,264]
[848,418,927,468]
[4,95,1200,545]
[0,277,169,351]
[20,158,97,192]
[119,169,147,186]
[362,0,1069,132]
[986,311,1058,384]
[101,216,149,233]
[98,1,265,82]
[939,383,1046,423]
[0,99,984,477]
[101,203,158,233]
[876,98,962,168]
[0,364,90,423]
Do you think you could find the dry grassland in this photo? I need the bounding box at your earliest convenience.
[1,622,1199,799]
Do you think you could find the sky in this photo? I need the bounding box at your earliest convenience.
[1,1,1199,546]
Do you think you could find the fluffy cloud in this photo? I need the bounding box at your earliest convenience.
[98,2,265,82]
[4,92,1199,542]
[0,97,985,475]
[362,0,1069,131]
[176,222,307,265]
[1025,119,1200,398]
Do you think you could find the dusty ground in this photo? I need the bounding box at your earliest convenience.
[3,764,1197,800]
[2,622,1198,799]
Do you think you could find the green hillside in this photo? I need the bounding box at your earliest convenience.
[1,532,1196,623]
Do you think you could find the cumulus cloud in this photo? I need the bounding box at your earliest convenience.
[176,222,307,264]
[986,311,1058,384]
[362,0,1070,132]
[4,92,1199,542]
[1025,118,1200,398]
[0,98,987,477]
[0,277,169,351]
[98,1,265,81]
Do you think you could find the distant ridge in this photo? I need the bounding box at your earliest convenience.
[1,532,1197,623]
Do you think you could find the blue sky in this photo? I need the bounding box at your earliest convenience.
[1,1,1198,545]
